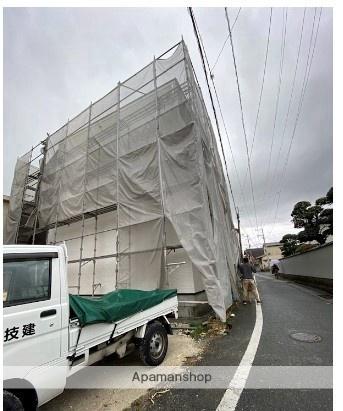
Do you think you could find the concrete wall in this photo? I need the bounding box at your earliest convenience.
[279,242,332,279]
[278,242,332,291]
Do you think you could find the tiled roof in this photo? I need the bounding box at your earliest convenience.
[245,248,264,258]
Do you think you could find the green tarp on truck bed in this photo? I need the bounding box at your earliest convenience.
[69,289,177,327]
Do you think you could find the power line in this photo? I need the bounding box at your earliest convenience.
[241,7,273,191]
[189,8,257,230]
[211,80,256,230]
[267,9,317,237]
[188,8,258,232]
[187,49,256,231]
[224,7,260,233]
[277,8,321,194]
[262,8,288,219]
[268,8,322,237]
[270,9,320,238]
[187,7,239,215]
[269,8,307,199]
[263,9,288,209]
[211,8,242,73]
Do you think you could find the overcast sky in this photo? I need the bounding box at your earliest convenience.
[3,7,332,248]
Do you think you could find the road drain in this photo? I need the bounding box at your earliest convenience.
[290,332,322,343]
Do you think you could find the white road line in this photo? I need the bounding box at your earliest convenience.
[216,301,263,411]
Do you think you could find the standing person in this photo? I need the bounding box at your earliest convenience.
[238,257,261,304]
[271,263,280,279]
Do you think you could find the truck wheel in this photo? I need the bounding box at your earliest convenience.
[3,391,24,411]
[139,322,168,366]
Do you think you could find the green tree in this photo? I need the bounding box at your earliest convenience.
[319,187,333,237]
[291,187,333,245]
[320,208,333,236]
[326,187,333,204]
[280,234,299,257]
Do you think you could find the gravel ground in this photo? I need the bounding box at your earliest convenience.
[41,334,204,411]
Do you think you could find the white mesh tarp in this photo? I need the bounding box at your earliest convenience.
[4,152,32,244]
[6,41,240,321]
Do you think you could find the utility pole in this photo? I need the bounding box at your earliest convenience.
[236,208,243,261]
[245,234,251,249]
[242,233,251,249]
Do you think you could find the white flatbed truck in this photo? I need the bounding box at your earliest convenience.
[3,244,178,410]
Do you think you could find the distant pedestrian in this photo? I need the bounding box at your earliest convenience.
[238,257,261,304]
[271,263,279,279]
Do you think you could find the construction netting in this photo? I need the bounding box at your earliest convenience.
[4,152,33,244]
[5,41,240,321]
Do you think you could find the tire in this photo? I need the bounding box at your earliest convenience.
[3,391,24,411]
[139,322,168,366]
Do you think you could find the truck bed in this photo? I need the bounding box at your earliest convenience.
[69,295,178,356]
[69,288,177,326]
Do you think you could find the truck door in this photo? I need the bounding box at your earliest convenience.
[3,252,66,401]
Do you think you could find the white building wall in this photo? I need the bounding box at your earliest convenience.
[48,212,205,295]
[48,211,117,295]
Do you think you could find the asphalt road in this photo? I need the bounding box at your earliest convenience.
[143,272,333,411]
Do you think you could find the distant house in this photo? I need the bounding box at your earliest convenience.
[260,242,283,270]
[264,242,283,259]
[245,243,283,271]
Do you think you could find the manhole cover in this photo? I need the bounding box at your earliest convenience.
[290,332,322,343]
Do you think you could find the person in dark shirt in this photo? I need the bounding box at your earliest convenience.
[271,263,279,278]
[238,257,261,304]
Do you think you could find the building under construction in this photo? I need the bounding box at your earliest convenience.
[4,41,240,321]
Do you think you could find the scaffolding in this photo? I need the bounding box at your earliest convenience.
[5,41,240,321]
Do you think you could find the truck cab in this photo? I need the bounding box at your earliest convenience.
[4,245,70,408]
